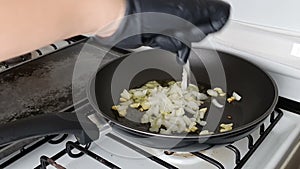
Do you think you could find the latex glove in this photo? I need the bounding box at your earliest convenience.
[97,0,230,64]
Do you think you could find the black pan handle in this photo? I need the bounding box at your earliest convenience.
[0,112,99,146]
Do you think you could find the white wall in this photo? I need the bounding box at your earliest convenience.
[224,0,300,33]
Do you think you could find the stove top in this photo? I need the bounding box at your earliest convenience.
[0,35,299,169]
[0,107,299,169]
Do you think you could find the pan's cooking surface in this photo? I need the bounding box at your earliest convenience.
[92,48,277,143]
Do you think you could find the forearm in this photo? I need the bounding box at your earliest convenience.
[0,0,125,62]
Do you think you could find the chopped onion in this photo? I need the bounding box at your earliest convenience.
[113,80,241,135]
[232,92,242,101]
[207,89,218,97]
[212,98,224,108]
[120,89,131,100]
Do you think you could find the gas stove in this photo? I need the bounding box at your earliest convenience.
[0,21,300,169]
[0,106,298,169]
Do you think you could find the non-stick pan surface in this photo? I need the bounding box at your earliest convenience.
[89,48,277,152]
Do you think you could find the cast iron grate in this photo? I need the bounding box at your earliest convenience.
[190,109,283,169]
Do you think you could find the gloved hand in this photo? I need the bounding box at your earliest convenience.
[97,0,230,64]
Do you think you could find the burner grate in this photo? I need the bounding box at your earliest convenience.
[36,109,283,169]
[190,109,283,169]
[0,135,59,168]
[0,105,284,169]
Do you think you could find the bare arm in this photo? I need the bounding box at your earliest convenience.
[0,0,125,62]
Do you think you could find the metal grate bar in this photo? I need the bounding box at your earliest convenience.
[48,134,68,145]
[66,141,120,169]
[40,155,66,169]
[0,135,57,168]
[234,109,283,169]
[191,152,225,169]
[35,150,67,169]
[107,133,179,169]
[246,135,254,149]
[260,124,265,135]
[34,141,78,169]
[225,145,241,165]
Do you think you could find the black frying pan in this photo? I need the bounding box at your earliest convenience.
[88,48,278,152]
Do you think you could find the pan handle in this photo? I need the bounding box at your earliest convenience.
[87,113,112,141]
[0,112,99,146]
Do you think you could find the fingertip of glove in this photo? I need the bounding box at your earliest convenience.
[207,0,231,31]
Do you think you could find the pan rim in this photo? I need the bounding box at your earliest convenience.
[86,50,278,139]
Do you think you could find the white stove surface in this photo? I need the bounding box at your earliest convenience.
[1,109,299,169]
[194,20,300,102]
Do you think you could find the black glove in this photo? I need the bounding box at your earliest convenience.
[97,0,230,64]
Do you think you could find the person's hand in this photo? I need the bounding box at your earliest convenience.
[97,0,230,64]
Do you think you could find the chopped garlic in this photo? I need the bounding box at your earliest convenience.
[227,91,242,103]
[227,96,235,103]
[220,123,233,133]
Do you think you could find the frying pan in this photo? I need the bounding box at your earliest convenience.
[0,48,277,152]
[88,48,278,152]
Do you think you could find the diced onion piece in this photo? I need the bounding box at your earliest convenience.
[119,98,127,102]
[168,81,176,86]
[120,100,133,106]
[111,105,118,111]
[160,129,172,134]
[232,92,242,101]
[184,106,197,114]
[133,90,147,98]
[213,87,223,94]
[115,80,239,135]
[196,108,207,121]
[118,110,127,117]
[198,120,207,126]
[141,115,149,123]
[130,103,140,108]
[207,89,218,97]
[188,84,199,92]
[219,93,227,97]
[192,91,208,100]
[199,107,208,113]
[141,102,151,110]
[212,98,224,108]
[120,89,131,100]
[183,115,192,126]
[199,130,214,135]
